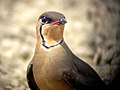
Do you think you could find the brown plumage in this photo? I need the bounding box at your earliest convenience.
[27,11,106,90]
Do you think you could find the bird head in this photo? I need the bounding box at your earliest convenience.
[36,11,67,48]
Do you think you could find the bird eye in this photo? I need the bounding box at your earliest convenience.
[40,16,52,24]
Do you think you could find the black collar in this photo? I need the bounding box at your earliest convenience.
[40,24,63,49]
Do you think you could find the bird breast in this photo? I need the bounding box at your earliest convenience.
[33,45,73,90]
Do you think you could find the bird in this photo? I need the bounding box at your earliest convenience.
[26,11,107,90]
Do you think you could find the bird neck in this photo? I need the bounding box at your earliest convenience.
[36,22,64,49]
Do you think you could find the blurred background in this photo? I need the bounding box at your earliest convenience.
[0,0,120,90]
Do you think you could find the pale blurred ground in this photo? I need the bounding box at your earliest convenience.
[0,0,96,90]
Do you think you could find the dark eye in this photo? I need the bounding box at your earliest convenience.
[41,17,47,23]
[40,16,52,24]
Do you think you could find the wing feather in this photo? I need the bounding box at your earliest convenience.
[62,56,107,90]
[27,60,40,90]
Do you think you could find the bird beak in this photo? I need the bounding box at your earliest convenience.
[51,18,67,25]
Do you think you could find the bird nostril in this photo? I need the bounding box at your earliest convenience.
[59,18,67,24]
[51,18,67,25]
